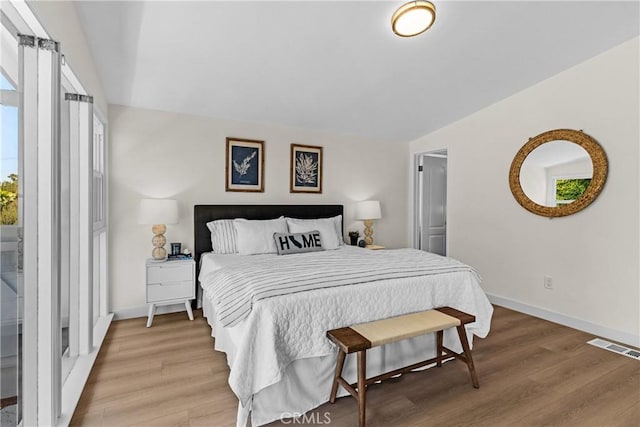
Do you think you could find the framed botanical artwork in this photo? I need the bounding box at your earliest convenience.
[226,137,265,192]
[290,144,323,193]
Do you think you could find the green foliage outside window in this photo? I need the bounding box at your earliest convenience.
[555,178,591,203]
[0,174,18,224]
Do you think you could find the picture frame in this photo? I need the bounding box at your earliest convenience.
[226,137,265,192]
[290,144,323,193]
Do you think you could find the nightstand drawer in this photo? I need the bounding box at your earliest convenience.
[147,280,194,303]
[147,264,192,284]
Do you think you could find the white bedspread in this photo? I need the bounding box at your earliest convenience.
[199,246,493,409]
[205,247,480,327]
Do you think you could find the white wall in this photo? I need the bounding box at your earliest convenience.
[410,37,639,345]
[109,105,408,314]
[28,0,108,115]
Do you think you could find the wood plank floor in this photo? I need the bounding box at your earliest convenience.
[71,306,640,426]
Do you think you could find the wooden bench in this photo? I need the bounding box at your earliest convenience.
[326,307,479,427]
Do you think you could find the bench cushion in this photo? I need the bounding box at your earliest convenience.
[351,310,461,347]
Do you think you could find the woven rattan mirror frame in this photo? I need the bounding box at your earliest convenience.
[509,129,607,217]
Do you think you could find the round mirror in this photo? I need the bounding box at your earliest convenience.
[509,129,607,217]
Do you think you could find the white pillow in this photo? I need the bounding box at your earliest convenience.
[333,215,344,245]
[234,217,288,255]
[206,219,238,254]
[286,216,343,250]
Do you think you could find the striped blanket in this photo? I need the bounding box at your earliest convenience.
[203,247,480,327]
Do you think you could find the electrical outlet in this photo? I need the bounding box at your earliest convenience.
[544,276,553,289]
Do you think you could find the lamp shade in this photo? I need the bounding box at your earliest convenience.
[138,199,179,225]
[355,200,382,220]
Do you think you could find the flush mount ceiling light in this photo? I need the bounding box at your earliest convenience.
[391,1,436,37]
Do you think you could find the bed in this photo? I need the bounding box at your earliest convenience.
[194,204,493,426]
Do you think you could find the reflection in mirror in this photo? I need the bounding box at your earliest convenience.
[519,140,592,207]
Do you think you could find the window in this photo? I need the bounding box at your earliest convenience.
[0,73,18,226]
[93,116,107,324]
[93,117,105,228]
[60,76,77,382]
[0,64,21,426]
[0,2,111,425]
[555,178,591,205]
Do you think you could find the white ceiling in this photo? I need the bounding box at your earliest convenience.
[75,1,639,143]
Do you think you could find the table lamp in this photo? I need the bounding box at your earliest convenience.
[138,198,179,260]
[355,200,382,246]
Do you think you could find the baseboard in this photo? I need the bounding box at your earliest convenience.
[113,303,187,320]
[487,293,639,348]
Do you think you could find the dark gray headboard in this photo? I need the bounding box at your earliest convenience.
[194,204,344,276]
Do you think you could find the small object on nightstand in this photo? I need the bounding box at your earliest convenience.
[348,230,360,246]
[365,245,385,250]
[168,253,192,260]
[145,258,195,327]
[170,242,181,256]
[357,239,366,248]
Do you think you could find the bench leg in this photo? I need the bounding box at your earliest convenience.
[436,330,444,367]
[330,350,346,403]
[357,350,367,427]
[456,325,479,388]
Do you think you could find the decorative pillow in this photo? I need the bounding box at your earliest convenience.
[286,216,343,250]
[273,231,324,255]
[234,217,288,255]
[206,219,238,254]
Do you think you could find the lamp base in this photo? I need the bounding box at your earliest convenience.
[151,224,168,260]
[363,219,374,245]
[152,247,167,260]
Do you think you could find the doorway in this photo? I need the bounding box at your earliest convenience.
[413,150,448,256]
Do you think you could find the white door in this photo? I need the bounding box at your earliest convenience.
[418,152,447,256]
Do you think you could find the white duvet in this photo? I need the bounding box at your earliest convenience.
[199,246,494,415]
[207,246,481,327]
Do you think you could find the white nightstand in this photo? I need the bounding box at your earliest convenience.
[145,258,195,327]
